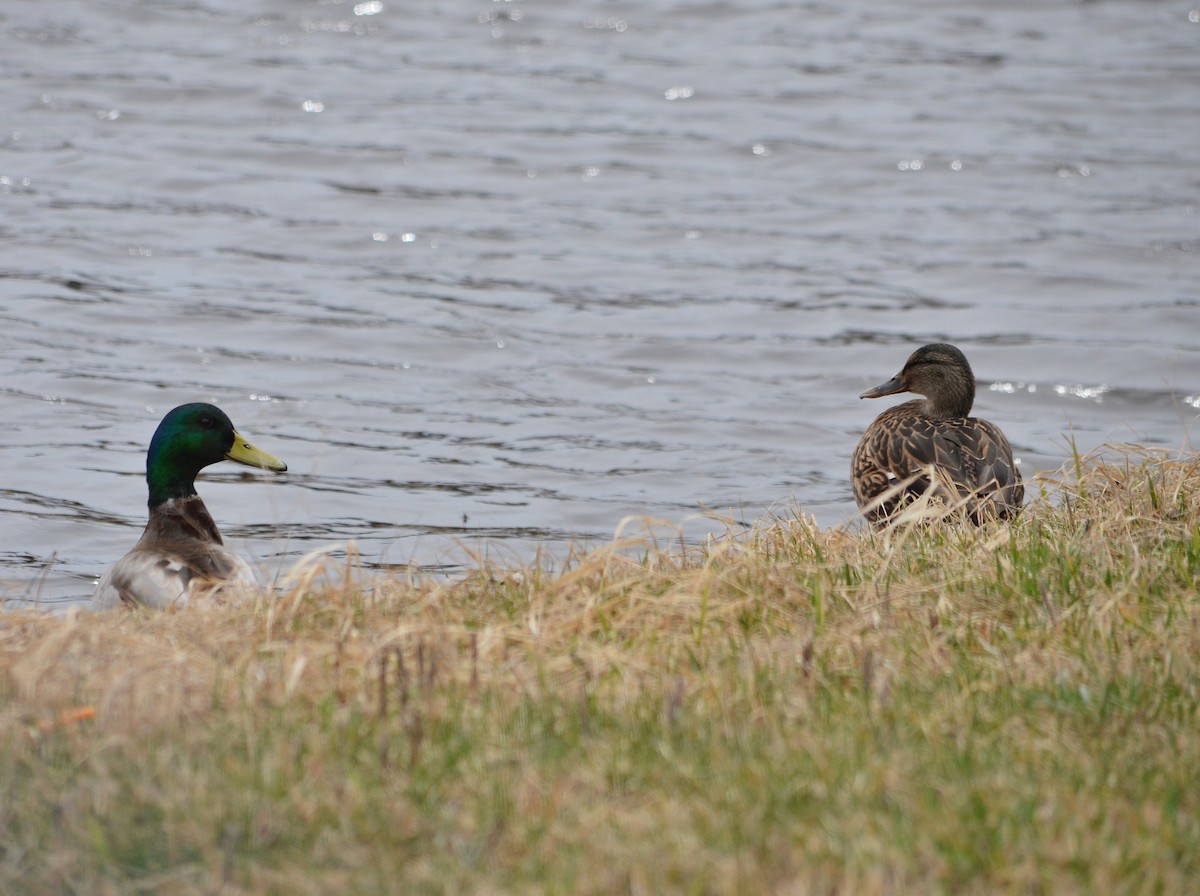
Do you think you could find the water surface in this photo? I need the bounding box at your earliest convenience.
[2,0,1197,606]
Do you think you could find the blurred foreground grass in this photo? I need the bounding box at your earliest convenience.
[2,447,1199,895]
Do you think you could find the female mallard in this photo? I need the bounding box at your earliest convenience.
[92,403,287,610]
[851,343,1023,525]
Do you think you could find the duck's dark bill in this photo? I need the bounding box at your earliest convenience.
[226,433,288,472]
[860,376,906,400]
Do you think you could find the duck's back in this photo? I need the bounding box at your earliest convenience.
[91,496,257,609]
[852,400,1023,524]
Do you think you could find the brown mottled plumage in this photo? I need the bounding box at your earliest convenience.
[851,343,1024,526]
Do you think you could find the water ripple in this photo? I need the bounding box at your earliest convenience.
[1,0,1196,605]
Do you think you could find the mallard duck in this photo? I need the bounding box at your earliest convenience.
[851,343,1023,525]
[92,403,287,610]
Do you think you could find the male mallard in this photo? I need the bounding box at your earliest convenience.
[851,343,1023,525]
[92,403,287,610]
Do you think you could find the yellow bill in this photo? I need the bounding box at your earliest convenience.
[226,431,288,472]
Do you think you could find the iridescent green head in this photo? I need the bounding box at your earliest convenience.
[145,403,287,507]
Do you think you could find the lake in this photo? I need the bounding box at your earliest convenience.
[2,0,1197,607]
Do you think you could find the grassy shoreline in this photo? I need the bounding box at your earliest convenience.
[3,446,1198,894]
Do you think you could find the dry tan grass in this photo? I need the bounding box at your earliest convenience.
[2,446,1199,894]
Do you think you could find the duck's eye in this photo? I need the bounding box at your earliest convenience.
[198,416,216,429]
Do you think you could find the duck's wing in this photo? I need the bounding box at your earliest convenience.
[852,402,941,521]
[932,419,1023,519]
[963,418,1024,518]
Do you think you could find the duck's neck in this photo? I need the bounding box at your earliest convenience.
[921,380,975,419]
[146,451,204,508]
[147,477,199,508]
[143,495,225,545]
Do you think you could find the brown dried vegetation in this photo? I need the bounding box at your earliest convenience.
[2,447,1199,895]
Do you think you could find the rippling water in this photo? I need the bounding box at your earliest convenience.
[2,0,1198,607]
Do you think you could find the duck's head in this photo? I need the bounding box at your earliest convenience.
[859,343,976,419]
[145,403,287,506]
